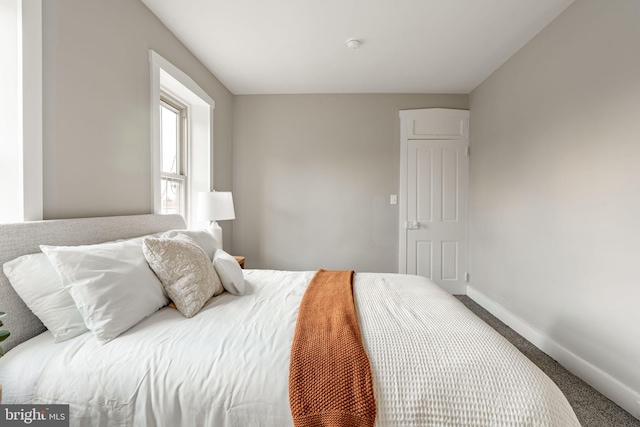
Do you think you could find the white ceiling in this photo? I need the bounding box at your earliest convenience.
[140,0,574,95]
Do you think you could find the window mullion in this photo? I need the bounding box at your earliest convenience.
[161,172,185,181]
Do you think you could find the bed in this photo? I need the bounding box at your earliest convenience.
[0,214,580,426]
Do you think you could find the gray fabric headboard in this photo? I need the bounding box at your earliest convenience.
[0,214,187,353]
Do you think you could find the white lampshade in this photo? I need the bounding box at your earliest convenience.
[197,191,235,221]
[197,192,235,249]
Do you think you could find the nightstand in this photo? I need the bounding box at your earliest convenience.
[233,256,245,269]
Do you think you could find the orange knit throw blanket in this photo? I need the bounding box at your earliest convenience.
[289,270,376,427]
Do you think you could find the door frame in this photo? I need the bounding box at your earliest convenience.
[398,108,470,274]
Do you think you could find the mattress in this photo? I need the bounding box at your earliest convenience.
[1,270,580,426]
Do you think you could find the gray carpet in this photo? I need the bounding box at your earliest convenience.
[455,295,640,427]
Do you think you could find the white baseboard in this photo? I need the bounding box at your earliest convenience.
[467,285,640,420]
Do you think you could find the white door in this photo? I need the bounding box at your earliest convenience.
[399,109,469,294]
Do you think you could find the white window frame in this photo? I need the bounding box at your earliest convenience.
[149,50,215,228]
[0,0,42,223]
[159,94,188,216]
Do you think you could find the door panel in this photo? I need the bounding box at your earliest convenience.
[442,148,459,221]
[441,241,458,280]
[416,241,432,279]
[416,149,433,222]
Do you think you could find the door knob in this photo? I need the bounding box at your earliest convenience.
[407,221,420,230]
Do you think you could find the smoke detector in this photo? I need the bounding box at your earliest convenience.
[346,39,361,50]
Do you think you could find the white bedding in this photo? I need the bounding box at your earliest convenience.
[5,270,579,426]
[355,273,579,426]
[0,332,61,403]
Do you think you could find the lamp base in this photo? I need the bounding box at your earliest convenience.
[209,221,224,250]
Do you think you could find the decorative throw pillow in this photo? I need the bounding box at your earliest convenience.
[160,230,220,261]
[41,236,169,344]
[143,234,223,318]
[213,250,245,296]
[3,253,88,342]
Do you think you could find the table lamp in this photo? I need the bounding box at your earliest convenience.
[196,191,235,249]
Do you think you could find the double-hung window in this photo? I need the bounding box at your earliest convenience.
[160,95,188,216]
[150,50,214,228]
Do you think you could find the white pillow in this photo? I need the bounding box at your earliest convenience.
[40,236,169,344]
[160,230,219,261]
[2,253,88,342]
[143,234,223,318]
[213,250,245,295]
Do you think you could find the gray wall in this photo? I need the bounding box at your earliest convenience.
[469,0,640,411]
[232,94,468,271]
[42,0,234,247]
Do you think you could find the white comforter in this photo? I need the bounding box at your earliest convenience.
[27,270,578,426]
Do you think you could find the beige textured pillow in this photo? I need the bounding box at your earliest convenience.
[142,234,223,318]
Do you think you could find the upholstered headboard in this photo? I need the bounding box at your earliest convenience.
[0,214,187,353]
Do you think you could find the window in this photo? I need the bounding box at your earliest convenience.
[150,50,215,228]
[160,95,188,216]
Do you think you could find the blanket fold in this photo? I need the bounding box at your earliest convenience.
[289,269,376,427]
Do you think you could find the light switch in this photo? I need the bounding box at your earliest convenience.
[390,194,397,205]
